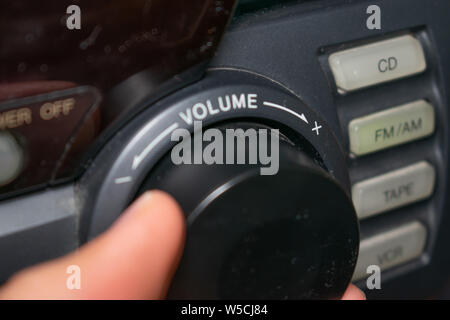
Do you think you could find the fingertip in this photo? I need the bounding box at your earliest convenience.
[341,284,366,300]
[146,190,186,229]
[0,190,187,300]
[126,190,186,247]
[88,189,186,299]
[119,190,185,228]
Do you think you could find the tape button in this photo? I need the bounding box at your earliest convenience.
[352,161,435,220]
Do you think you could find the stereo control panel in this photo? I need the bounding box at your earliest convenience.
[0,0,449,299]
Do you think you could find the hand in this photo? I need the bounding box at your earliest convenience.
[0,191,365,300]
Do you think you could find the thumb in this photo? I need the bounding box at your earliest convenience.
[0,190,186,300]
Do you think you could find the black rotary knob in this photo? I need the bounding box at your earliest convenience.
[139,122,359,299]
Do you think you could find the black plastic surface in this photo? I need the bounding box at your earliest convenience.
[0,0,237,197]
[0,186,78,283]
[0,0,449,299]
[81,70,350,242]
[139,122,358,299]
[209,0,450,298]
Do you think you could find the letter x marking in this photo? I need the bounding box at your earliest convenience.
[312,121,322,136]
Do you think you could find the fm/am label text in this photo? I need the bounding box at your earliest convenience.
[374,117,423,143]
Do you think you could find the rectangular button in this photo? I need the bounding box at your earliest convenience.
[329,35,426,93]
[352,162,435,220]
[352,222,427,281]
[349,100,435,156]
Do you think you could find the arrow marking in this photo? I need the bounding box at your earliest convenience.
[132,123,179,170]
[263,101,309,124]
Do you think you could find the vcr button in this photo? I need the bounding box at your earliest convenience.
[352,222,427,281]
[349,100,435,156]
[352,161,435,220]
[329,35,426,93]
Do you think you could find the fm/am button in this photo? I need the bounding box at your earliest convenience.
[352,162,435,220]
[349,100,435,156]
[352,222,427,281]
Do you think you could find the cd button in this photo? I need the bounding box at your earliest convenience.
[329,35,427,93]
